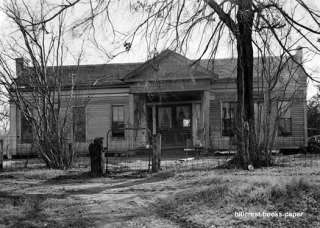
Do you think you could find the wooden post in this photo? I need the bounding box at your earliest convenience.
[202,90,210,152]
[152,133,161,172]
[9,103,17,158]
[152,105,156,135]
[89,137,104,176]
[128,94,135,148]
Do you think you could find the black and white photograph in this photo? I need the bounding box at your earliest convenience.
[0,0,320,227]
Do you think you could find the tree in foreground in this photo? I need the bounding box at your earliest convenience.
[60,0,317,168]
[307,89,320,136]
[87,0,317,168]
[0,0,84,169]
[1,0,319,169]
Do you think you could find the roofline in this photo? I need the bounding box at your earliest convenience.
[24,62,143,70]
[124,76,214,83]
[11,83,130,92]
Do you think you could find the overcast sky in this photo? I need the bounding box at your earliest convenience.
[0,0,319,99]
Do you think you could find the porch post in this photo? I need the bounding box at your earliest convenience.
[128,94,134,127]
[9,102,17,158]
[128,94,134,149]
[152,105,156,135]
[202,90,210,152]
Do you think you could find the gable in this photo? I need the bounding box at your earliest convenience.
[124,49,216,82]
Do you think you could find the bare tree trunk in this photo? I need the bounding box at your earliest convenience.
[0,145,3,171]
[235,0,256,169]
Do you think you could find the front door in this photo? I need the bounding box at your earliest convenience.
[157,105,192,147]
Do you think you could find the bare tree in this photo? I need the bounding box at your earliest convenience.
[43,0,317,168]
[307,89,320,136]
[86,0,316,169]
[254,27,305,164]
[1,0,318,169]
[0,0,86,169]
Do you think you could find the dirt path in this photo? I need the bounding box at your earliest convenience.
[0,169,180,227]
[1,160,320,228]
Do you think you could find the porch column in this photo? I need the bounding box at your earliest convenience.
[152,105,156,135]
[8,102,17,158]
[128,94,134,127]
[128,94,134,149]
[202,90,210,151]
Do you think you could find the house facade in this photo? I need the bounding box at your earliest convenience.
[8,49,307,157]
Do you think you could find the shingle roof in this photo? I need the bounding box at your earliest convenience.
[15,51,302,90]
[199,57,289,79]
[16,62,142,89]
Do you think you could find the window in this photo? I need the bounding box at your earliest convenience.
[158,107,172,129]
[21,114,33,143]
[254,101,264,130]
[73,107,86,142]
[49,108,59,133]
[176,105,191,128]
[112,105,125,137]
[222,102,236,136]
[278,102,292,136]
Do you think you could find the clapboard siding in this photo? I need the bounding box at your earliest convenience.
[209,89,307,150]
[209,91,237,150]
[87,104,111,146]
[274,100,306,148]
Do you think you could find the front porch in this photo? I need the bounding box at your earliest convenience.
[123,49,214,151]
[131,91,210,150]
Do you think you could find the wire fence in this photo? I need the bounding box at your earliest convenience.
[1,135,320,173]
[2,150,320,173]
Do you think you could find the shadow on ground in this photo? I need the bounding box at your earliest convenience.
[43,170,176,195]
[0,191,93,228]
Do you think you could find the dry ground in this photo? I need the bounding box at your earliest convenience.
[1,155,320,228]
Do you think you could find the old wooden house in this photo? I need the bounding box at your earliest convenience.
[8,49,307,157]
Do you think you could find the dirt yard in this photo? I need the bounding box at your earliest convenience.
[1,155,320,228]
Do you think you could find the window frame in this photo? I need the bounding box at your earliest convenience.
[72,106,86,143]
[221,101,237,137]
[111,105,125,138]
[20,112,33,144]
[277,101,292,137]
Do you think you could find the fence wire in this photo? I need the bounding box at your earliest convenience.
[2,137,320,173]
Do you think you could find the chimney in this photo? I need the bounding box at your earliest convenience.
[15,58,24,78]
[294,46,303,63]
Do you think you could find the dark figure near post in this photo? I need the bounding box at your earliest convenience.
[89,137,105,176]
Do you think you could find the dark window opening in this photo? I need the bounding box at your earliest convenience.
[73,107,86,142]
[112,105,125,138]
[278,118,292,136]
[21,114,33,143]
[278,102,292,137]
[222,102,236,137]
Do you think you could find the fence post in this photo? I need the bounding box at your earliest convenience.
[89,137,105,176]
[152,133,161,172]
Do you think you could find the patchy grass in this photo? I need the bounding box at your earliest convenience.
[0,192,93,228]
[1,156,320,227]
[153,176,320,228]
